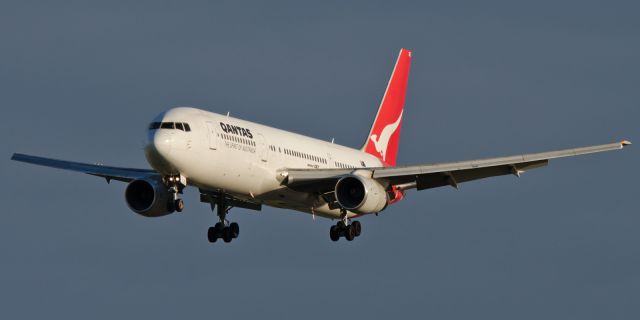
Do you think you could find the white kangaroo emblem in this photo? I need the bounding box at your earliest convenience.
[369,110,403,161]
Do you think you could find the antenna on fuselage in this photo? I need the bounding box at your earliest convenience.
[226,111,230,117]
[331,138,334,144]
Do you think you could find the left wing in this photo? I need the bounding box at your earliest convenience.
[280,140,631,193]
[11,153,157,182]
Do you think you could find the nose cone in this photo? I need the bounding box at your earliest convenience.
[145,130,175,173]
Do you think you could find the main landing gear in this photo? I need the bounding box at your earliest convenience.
[329,210,362,242]
[207,192,240,243]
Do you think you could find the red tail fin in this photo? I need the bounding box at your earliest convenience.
[361,48,411,167]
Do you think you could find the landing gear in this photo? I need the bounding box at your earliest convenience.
[330,225,339,241]
[166,193,185,213]
[206,192,240,244]
[166,175,185,213]
[352,220,361,237]
[344,225,356,241]
[174,198,185,212]
[207,224,219,242]
[329,210,362,242]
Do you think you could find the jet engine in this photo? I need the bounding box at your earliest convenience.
[125,178,174,217]
[335,175,389,214]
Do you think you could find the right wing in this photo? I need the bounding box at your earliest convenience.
[11,153,157,183]
[375,140,630,190]
[281,140,631,192]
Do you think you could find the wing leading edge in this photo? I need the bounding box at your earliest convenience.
[281,140,631,192]
[11,153,157,182]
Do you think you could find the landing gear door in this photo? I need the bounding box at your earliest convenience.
[205,122,219,150]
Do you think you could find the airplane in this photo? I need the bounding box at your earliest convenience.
[11,48,631,243]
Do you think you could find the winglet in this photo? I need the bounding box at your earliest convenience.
[621,140,632,147]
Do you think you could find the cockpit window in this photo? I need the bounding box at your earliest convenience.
[149,122,192,132]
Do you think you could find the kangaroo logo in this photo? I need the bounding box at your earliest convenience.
[369,110,403,161]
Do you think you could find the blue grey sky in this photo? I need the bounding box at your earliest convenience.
[1,0,638,319]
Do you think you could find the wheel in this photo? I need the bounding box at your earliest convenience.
[222,227,233,243]
[345,225,355,241]
[230,222,239,238]
[207,226,218,243]
[174,199,185,212]
[352,221,362,237]
[166,199,176,213]
[329,225,340,241]
[214,222,223,231]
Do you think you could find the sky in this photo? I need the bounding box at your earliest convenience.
[1,0,638,319]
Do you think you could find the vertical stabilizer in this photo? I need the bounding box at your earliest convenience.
[361,48,412,166]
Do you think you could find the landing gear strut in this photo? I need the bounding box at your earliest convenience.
[206,192,240,243]
[329,210,362,242]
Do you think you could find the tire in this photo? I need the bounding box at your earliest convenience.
[166,199,175,213]
[222,227,233,243]
[329,225,340,242]
[352,221,362,237]
[207,226,217,243]
[230,222,240,238]
[175,199,185,212]
[345,225,355,241]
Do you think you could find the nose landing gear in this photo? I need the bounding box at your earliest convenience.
[165,175,185,213]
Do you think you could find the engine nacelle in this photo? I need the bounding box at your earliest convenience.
[125,178,174,217]
[335,175,389,214]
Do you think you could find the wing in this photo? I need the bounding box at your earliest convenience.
[280,140,631,192]
[11,153,157,182]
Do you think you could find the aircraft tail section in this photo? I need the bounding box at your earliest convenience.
[361,48,411,167]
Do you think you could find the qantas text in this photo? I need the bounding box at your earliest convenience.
[219,122,253,139]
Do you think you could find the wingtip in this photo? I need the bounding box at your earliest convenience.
[621,140,632,147]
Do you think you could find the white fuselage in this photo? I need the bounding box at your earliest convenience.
[144,107,383,219]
